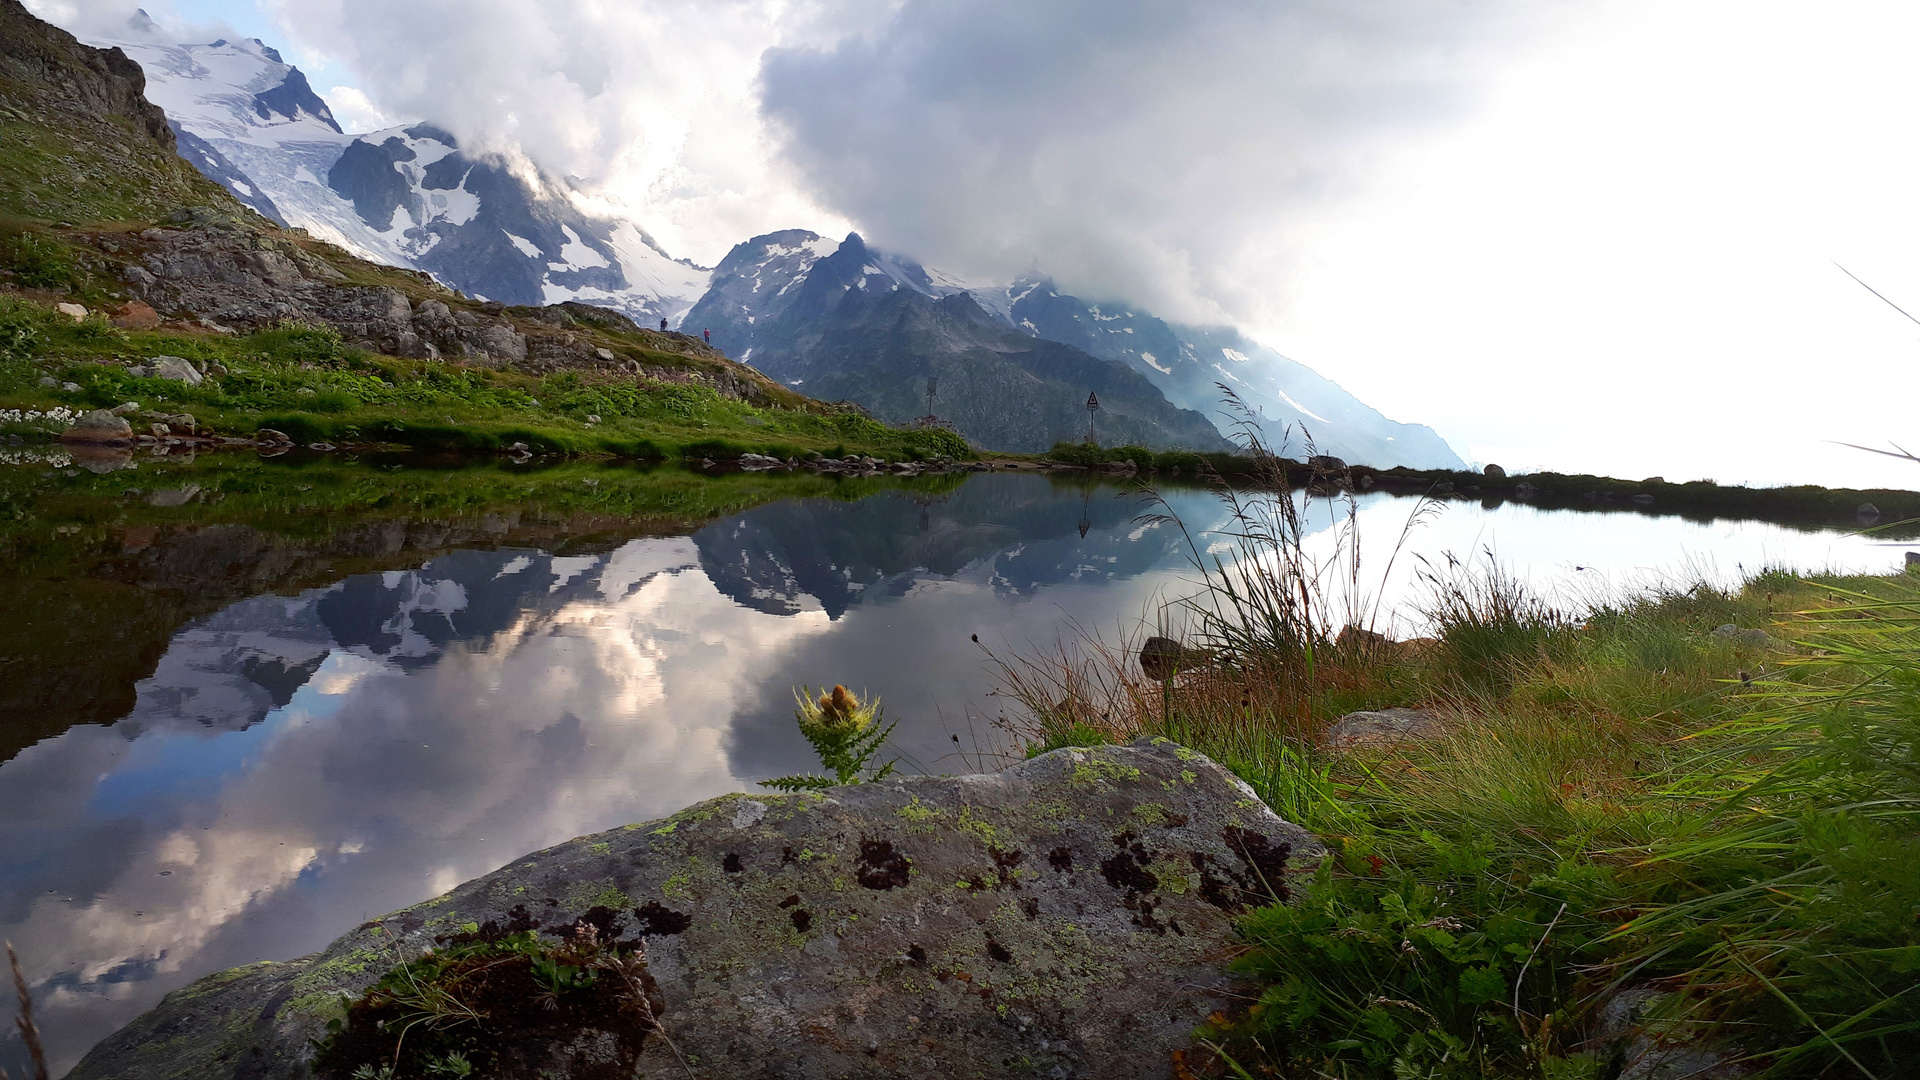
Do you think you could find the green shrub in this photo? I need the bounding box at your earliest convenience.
[0,295,44,361]
[0,230,76,289]
[248,321,364,367]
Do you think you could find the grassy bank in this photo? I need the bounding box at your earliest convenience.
[999,453,1919,1077]
[0,292,969,462]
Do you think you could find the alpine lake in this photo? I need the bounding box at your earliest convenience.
[1,445,1913,1074]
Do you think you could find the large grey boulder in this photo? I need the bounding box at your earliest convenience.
[149,355,204,385]
[70,740,1321,1080]
[58,409,133,444]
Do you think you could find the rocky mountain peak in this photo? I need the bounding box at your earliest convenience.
[0,0,174,149]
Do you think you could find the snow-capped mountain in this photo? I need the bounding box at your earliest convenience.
[687,230,1460,466]
[97,29,710,325]
[982,277,1464,468]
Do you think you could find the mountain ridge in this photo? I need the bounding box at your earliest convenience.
[94,30,712,326]
[685,230,1234,452]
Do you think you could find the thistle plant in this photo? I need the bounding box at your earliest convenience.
[761,685,898,792]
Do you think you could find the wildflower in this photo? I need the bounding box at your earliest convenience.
[765,684,897,791]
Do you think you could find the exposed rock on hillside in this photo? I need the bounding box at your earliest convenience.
[0,0,242,222]
[110,219,777,398]
[70,740,1324,1080]
[0,0,167,143]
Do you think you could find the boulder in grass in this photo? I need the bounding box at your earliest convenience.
[55,302,87,321]
[58,409,132,444]
[1322,707,1444,750]
[69,740,1324,1080]
[110,301,159,330]
[148,355,203,385]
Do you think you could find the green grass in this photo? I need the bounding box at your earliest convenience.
[0,295,969,461]
[998,438,1920,1077]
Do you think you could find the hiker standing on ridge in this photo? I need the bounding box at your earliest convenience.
[659,318,668,331]
[703,328,710,343]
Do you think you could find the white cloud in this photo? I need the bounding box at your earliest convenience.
[323,83,395,131]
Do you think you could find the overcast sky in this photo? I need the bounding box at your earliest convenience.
[28,0,1920,488]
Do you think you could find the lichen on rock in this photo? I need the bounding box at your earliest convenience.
[69,739,1324,1080]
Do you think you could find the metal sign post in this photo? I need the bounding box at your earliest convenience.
[1086,391,1100,446]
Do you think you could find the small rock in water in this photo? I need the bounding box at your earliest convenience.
[1857,502,1881,522]
[1482,463,1506,478]
[1139,636,1210,680]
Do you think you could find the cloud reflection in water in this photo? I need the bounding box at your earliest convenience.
[0,475,1198,1073]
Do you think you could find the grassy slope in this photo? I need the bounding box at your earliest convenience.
[1002,478,1920,1077]
[0,298,969,460]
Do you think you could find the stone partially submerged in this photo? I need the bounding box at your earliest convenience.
[70,740,1322,1080]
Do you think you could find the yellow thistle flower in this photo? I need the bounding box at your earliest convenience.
[796,684,879,740]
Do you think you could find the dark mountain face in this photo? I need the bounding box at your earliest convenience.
[250,62,339,131]
[684,231,1232,453]
[684,229,840,360]
[327,135,415,226]
[317,123,642,309]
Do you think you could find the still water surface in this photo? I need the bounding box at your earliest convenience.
[0,465,1908,1072]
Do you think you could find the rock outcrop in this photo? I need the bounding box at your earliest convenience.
[69,740,1323,1080]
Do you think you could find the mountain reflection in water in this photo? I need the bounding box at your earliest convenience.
[0,469,1905,1074]
[0,473,1213,1073]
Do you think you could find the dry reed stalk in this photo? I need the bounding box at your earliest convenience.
[3,941,48,1080]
